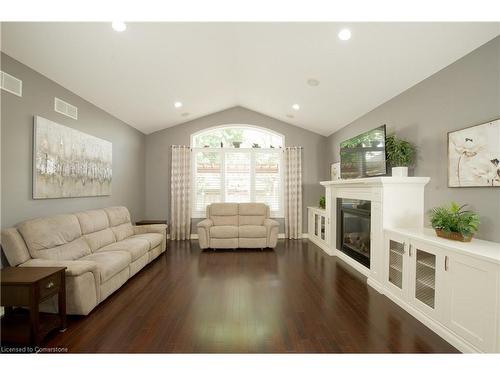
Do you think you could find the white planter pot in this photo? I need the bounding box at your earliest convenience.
[392,166,408,177]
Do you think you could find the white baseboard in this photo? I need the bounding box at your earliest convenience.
[168,233,308,240]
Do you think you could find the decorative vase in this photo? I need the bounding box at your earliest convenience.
[392,166,408,177]
[435,229,473,242]
[232,141,242,148]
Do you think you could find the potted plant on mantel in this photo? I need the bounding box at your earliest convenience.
[385,134,416,177]
[429,202,480,242]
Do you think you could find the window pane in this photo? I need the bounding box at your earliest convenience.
[225,152,251,203]
[255,151,281,212]
[194,150,221,213]
[193,126,283,148]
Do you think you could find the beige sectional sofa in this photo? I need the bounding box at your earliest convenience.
[197,203,279,249]
[1,206,166,315]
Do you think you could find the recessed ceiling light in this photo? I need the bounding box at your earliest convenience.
[338,28,351,41]
[307,78,320,87]
[292,104,300,111]
[174,101,183,108]
[286,114,294,119]
[112,22,127,32]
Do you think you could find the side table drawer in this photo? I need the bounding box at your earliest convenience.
[39,273,61,300]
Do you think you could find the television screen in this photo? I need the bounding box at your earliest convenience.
[340,125,387,179]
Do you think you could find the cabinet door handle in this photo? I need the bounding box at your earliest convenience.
[45,281,55,289]
[409,244,413,257]
[445,256,449,271]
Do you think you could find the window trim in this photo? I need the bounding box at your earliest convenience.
[191,131,285,219]
[190,123,285,149]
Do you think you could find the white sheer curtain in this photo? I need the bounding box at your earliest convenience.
[284,147,302,239]
[170,146,191,240]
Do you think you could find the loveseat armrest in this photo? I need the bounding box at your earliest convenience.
[264,219,279,248]
[197,219,213,249]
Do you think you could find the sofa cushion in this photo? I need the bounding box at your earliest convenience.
[31,238,92,261]
[76,209,110,234]
[209,203,238,226]
[239,225,266,238]
[238,203,268,226]
[0,228,31,266]
[81,251,131,283]
[111,223,134,241]
[130,233,163,250]
[97,238,149,261]
[84,228,116,252]
[18,214,84,259]
[210,225,238,239]
[105,206,131,227]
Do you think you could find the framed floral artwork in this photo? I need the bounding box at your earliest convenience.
[448,118,500,187]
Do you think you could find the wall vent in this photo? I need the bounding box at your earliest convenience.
[54,97,78,120]
[0,71,23,97]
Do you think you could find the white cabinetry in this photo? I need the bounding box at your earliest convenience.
[308,207,329,252]
[384,228,500,353]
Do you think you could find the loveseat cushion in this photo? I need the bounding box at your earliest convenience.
[76,209,110,234]
[130,233,163,250]
[97,238,149,261]
[210,225,238,239]
[238,203,268,226]
[81,251,131,283]
[239,225,266,238]
[209,203,238,226]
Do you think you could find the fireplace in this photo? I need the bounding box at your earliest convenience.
[336,198,371,268]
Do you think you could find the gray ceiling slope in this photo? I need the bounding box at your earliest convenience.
[1,22,499,136]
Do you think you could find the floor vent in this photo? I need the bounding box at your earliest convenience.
[54,97,78,120]
[1,71,23,97]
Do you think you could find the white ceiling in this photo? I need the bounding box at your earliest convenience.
[1,22,499,136]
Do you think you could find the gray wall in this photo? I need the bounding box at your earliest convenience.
[326,36,500,242]
[1,53,146,227]
[145,106,328,232]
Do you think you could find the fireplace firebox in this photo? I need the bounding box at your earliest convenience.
[336,198,371,268]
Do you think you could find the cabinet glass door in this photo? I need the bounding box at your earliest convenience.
[388,240,404,289]
[414,249,436,309]
[320,216,326,240]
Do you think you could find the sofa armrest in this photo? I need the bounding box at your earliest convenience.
[197,219,213,249]
[264,219,279,248]
[133,224,167,235]
[133,224,168,252]
[19,258,99,277]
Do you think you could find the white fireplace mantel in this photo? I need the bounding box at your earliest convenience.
[315,176,430,288]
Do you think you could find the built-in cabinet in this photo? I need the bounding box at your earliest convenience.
[384,228,500,353]
[308,207,329,251]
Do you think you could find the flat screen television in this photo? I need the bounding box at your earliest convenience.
[340,125,387,179]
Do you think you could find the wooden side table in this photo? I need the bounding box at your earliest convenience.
[1,267,66,346]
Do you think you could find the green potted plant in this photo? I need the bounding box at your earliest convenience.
[385,134,416,177]
[319,196,326,209]
[429,202,480,242]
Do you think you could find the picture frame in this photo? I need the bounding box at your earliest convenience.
[330,162,341,180]
[447,118,500,187]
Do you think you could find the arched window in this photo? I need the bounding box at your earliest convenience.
[191,125,284,218]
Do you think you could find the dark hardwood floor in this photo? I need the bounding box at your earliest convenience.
[40,239,458,353]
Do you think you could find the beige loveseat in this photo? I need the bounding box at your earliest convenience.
[0,206,166,315]
[197,203,279,249]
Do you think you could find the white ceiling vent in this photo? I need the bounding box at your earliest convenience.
[54,97,78,120]
[1,71,23,97]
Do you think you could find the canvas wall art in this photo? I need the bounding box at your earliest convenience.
[448,119,500,187]
[33,116,112,198]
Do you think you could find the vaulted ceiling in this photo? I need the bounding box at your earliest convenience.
[1,22,499,135]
